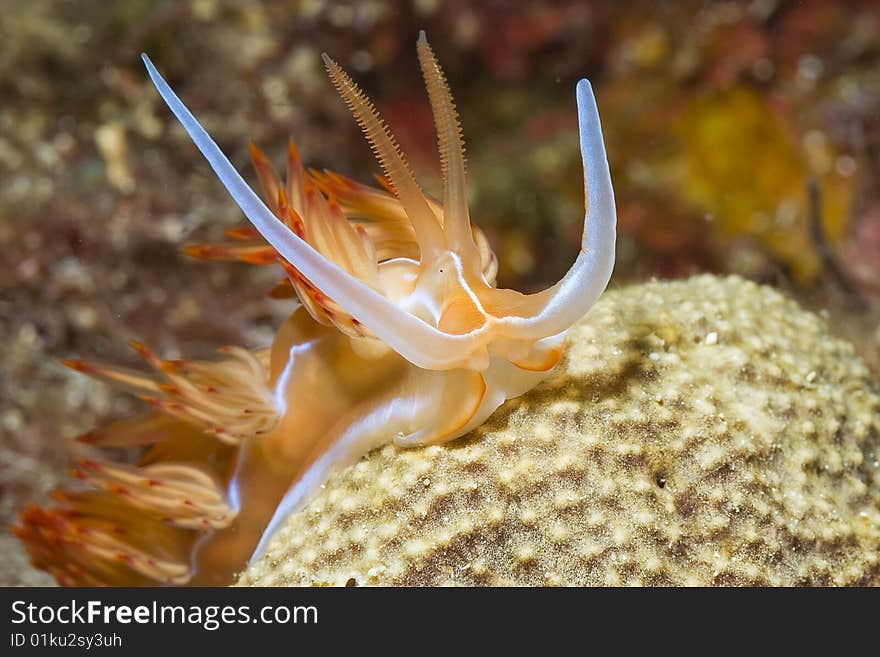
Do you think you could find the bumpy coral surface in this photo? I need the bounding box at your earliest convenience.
[240,275,880,586]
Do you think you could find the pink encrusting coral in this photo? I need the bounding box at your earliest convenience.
[14,33,616,586]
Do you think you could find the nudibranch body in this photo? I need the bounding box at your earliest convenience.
[15,33,616,586]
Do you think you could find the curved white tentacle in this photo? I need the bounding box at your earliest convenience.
[498,79,617,339]
[142,54,479,370]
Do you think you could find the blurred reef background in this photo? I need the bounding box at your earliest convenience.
[2,0,880,584]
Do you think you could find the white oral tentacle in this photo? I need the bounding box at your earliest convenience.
[142,54,483,370]
[502,79,617,339]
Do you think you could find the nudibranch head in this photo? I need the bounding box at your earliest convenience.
[15,32,616,587]
[141,31,616,373]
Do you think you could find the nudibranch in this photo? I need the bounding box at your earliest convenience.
[15,33,616,586]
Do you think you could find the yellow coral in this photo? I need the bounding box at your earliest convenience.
[241,274,880,586]
[675,88,852,282]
